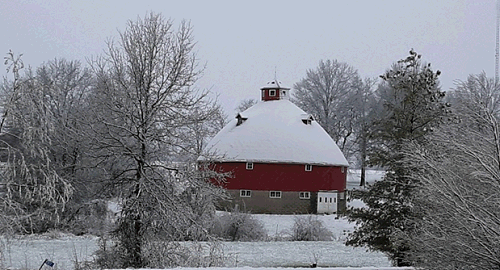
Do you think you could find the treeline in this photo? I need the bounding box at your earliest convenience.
[310,50,500,269]
[0,13,227,268]
[2,10,499,270]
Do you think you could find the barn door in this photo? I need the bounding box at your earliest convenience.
[317,191,338,214]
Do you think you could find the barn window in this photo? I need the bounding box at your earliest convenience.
[319,197,322,203]
[299,192,310,199]
[236,113,248,126]
[281,90,286,96]
[341,166,345,173]
[330,198,332,203]
[240,190,251,197]
[269,89,276,96]
[246,162,253,170]
[269,191,282,198]
[305,164,312,171]
[301,114,314,125]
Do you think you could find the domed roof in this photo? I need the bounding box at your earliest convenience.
[199,99,349,167]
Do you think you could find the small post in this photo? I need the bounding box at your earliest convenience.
[39,259,54,270]
[38,259,47,270]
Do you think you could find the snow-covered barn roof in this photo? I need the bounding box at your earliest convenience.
[199,99,349,167]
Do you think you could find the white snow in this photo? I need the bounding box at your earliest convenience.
[254,214,353,240]
[220,241,391,268]
[0,170,391,269]
[347,169,385,190]
[2,171,391,269]
[199,99,349,167]
[260,81,291,90]
[1,216,392,269]
[174,267,411,270]
[345,169,386,209]
[0,235,98,270]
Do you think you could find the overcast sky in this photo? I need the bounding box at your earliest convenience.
[0,0,497,115]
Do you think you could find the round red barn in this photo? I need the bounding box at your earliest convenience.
[198,81,349,214]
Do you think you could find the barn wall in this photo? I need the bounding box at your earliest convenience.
[219,190,314,214]
[211,162,346,192]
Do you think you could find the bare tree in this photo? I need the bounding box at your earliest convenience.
[293,59,362,157]
[453,72,500,117]
[88,13,224,268]
[404,73,500,269]
[351,77,377,186]
[175,104,227,162]
[0,53,89,233]
[235,98,257,113]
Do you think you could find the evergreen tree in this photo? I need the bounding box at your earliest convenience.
[346,50,448,266]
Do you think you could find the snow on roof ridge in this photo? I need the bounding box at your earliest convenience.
[260,80,291,90]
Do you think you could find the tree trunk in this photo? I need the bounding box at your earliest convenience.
[360,134,367,187]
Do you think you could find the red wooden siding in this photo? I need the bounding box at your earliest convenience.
[261,89,281,101]
[210,162,346,192]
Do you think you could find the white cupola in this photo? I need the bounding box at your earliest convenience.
[260,80,290,101]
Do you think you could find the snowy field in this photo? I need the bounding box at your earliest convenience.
[1,169,391,270]
[0,234,98,270]
[346,169,385,190]
[0,216,391,269]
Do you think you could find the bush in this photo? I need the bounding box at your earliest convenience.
[291,215,332,241]
[64,199,113,236]
[94,236,123,269]
[94,235,229,268]
[143,241,228,268]
[210,210,267,241]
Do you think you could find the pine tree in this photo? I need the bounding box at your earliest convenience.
[346,50,448,266]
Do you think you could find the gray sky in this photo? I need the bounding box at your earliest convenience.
[0,0,496,115]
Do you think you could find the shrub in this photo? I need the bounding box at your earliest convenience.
[291,215,332,241]
[94,235,229,268]
[94,236,123,269]
[143,241,228,268]
[211,210,267,241]
[64,199,113,236]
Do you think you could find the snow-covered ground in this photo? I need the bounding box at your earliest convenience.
[0,216,390,269]
[168,268,410,270]
[347,169,385,190]
[255,214,352,239]
[1,170,391,270]
[221,239,390,268]
[0,234,98,270]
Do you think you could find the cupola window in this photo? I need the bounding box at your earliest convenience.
[269,89,276,96]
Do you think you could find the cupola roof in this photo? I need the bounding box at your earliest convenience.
[260,80,290,90]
